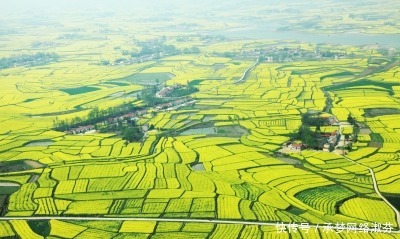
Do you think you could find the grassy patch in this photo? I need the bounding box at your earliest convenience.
[0,160,34,173]
[383,194,400,211]
[369,133,384,148]
[320,71,355,81]
[0,185,20,195]
[323,79,400,93]
[60,86,100,95]
[212,63,226,71]
[189,79,205,86]
[28,220,50,237]
[116,73,174,85]
[216,125,248,137]
[364,108,400,117]
[370,133,384,143]
[368,58,391,65]
[102,81,131,86]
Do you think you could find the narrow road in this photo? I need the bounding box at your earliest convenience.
[196,58,259,96]
[342,154,400,229]
[0,216,399,234]
[336,125,400,228]
[233,58,259,84]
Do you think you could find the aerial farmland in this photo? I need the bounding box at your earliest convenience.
[0,0,400,238]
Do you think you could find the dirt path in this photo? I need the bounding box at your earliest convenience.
[0,182,19,187]
[233,58,259,84]
[23,160,44,168]
[342,154,400,227]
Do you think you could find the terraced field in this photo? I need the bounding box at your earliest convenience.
[2,49,400,237]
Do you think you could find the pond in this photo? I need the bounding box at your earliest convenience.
[25,140,54,147]
[180,127,215,135]
[191,163,205,171]
[202,116,214,122]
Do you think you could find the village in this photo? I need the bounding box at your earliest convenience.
[67,96,195,136]
[237,45,349,63]
[64,82,196,145]
[102,37,201,66]
[281,112,356,155]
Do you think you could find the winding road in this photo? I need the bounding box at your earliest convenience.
[233,58,259,84]
[342,155,400,229]
[337,124,400,228]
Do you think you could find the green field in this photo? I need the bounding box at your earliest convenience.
[116,73,175,85]
[60,86,100,95]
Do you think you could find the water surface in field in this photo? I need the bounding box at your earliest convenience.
[25,140,54,147]
[191,163,205,171]
[180,127,215,135]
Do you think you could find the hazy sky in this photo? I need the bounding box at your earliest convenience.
[0,0,259,26]
[1,0,227,14]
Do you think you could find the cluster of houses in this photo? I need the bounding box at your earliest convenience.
[285,141,306,152]
[238,46,348,63]
[131,53,165,64]
[66,109,148,135]
[68,125,95,135]
[321,130,339,152]
[284,114,343,152]
[67,97,196,135]
[106,110,147,125]
[320,114,340,126]
[111,38,179,66]
[154,97,195,111]
[284,128,339,153]
[319,114,345,152]
[156,84,182,98]
[110,53,161,66]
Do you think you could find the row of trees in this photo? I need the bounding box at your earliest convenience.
[138,85,164,106]
[165,85,199,98]
[0,52,59,70]
[53,102,141,131]
[100,36,202,66]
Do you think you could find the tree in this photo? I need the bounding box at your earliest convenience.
[88,107,100,123]
[123,127,144,142]
[347,114,356,125]
[315,125,321,132]
[301,112,325,126]
[298,125,317,148]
